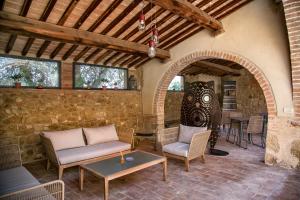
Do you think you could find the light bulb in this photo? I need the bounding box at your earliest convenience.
[152,27,159,44]
[138,14,146,31]
[148,40,156,58]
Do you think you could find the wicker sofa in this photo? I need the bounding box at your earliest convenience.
[40,125,133,180]
[0,144,64,200]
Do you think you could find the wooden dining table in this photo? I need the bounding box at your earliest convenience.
[228,117,249,148]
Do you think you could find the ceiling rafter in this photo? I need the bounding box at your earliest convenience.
[49,0,103,59]
[82,0,141,63]
[92,5,167,64]
[36,0,80,58]
[133,0,250,69]
[5,0,32,54]
[146,0,224,33]
[22,0,57,56]
[63,0,124,61]
[0,11,170,59]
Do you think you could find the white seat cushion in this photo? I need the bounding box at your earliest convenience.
[42,128,85,151]
[162,142,189,157]
[0,166,40,196]
[178,124,207,143]
[83,125,119,145]
[57,141,131,164]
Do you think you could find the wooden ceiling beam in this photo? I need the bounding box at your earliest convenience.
[146,0,224,33]
[22,0,57,56]
[50,0,102,59]
[0,11,170,59]
[164,0,252,50]
[5,0,32,54]
[86,0,141,63]
[37,0,79,57]
[64,0,123,61]
[195,61,241,75]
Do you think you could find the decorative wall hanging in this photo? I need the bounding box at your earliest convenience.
[180,81,228,156]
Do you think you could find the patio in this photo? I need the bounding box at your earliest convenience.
[25,136,300,200]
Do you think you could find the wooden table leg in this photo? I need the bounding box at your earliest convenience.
[104,178,109,200]
[163,160,167,181]
[80,167,84,191]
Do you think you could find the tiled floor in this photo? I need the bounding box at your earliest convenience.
[26,136,300,200]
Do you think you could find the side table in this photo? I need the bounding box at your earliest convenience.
[134,132,157,150]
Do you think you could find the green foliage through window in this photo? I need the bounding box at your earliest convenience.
[74,63,128,89]
[168,76,184,91]
[0,56,60,88]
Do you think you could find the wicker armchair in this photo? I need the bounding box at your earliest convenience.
[246,115,264,148]
[0,144,64,200]
[162,127,211,171]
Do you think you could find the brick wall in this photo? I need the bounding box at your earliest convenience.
[283,0,300,123]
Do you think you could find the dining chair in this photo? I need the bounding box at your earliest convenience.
[226,111,243,143]
[246,115,264,148]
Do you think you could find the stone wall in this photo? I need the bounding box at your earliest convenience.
[164,92,184,124]
[0,89,142,163]
[222,69,267,117]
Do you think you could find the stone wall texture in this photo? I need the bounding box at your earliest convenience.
[223,69,267,117]
[164,92,184,123]
[0,89,142,163]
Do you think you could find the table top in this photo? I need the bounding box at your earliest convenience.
[80,151,165,179]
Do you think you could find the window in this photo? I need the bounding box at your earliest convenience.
[0,55,60,88]
[74,63,128,89]
[168,75,184,91]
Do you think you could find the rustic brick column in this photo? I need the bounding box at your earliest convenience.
[61,62,73,89]
[282,0,300,123]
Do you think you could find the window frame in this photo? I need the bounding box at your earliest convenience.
[167,75,185,92]
[0,54,61,89]
[72,62,129,90]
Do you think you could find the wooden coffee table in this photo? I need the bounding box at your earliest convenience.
[79,151,167,200]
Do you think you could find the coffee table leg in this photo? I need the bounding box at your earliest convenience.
[80,167,84,191]
[104,178,109,200]
[163,160,167,181]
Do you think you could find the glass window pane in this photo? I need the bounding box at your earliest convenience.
[0,56,60,88]
[168,76,184,91]
[74,64,128,89]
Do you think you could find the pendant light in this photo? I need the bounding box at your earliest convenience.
[148,40,156,58]
[151,25,159,45]
[138,1,146,31]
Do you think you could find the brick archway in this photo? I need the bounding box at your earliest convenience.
[153,51,277,140]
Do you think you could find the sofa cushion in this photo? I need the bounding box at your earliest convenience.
[42,128,85,151]
[0,166,40,196]
[56,141,131,165]
[163,142,189,157]
[178,124,207,144]
[83,125,119,145]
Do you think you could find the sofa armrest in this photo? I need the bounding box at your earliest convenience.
[0,144,22,170]
[0,180,64,200]
[188,130,211,160]
[162,127,179,146]
[118,128,134,148]
[40,134,59,165]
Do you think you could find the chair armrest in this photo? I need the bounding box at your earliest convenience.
[0,180,65,200]
[162,127,179,146]
[118,128,134,148]
[0,144,22,170]
[40,134,59,165]
[188,130,211,159]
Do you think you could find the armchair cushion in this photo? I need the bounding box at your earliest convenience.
[56,141,130,164]
[0,166,40,196]
[42,128,85,151]
[83,124,119,145]
[178,124,207,144]
[162,142,189,157]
